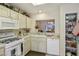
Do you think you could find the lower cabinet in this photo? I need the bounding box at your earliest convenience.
[23,35,59,55]
[31,37,38,51]
[38,37,47,53]
[0,47,4,56]
[31,36,47,53]
[23,36,30,55]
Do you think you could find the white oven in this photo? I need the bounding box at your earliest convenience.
[5,43,21,56]
[0,31,23,56]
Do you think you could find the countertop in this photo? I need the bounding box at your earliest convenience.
[0,43,5,48]
[18,32,60,39]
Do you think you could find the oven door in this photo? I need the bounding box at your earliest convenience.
[5,44,21,56]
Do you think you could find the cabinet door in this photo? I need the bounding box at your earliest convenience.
[26,37,30,52]
[23,37,30,55]
[31,37,46,53]
[47,39,59,55]
[0,47,4,56]
[26,17,32,28]
[22,16,27,28]
[29,19,36,33]
[0,5,10,18]
[31,37,38,51]
[18,14,27,28]
[23,40,27,55]
[38,37,46,53]
[0,5,2,16]
[10,10,19,20]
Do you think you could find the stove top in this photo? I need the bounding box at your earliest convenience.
[0,37,20,44]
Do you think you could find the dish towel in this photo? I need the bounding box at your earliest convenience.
[72,21,79,36]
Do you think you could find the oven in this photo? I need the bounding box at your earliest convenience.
[21,43,23,55]
[5,43,21,56]
[0,31,24,56]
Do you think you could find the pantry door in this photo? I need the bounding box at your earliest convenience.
[65,13,77,56]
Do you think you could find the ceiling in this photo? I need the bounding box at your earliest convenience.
[10,3,60,15]
[10,3,79,20]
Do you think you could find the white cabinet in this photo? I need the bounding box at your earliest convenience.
[0,5,2,16]
[23,36,30,55]
[31,36,46,53]
[38,37,47,53]
[31,37,38,51]
[26,17,32,28]
[47,38,59,55]
[0,5,10,18]
[30,19,36,33]
[0,5,19,19]
[0,5,28,29]
[0,47,4,56]
[10,10,19,20]
[18,14,27,28]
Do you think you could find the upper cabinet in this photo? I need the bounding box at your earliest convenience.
[0,5,10,18]
[26,17,32,28]
[10,10,19,20]
[0,5,28,29]
[0,5,19,20]
[18,13,27,28]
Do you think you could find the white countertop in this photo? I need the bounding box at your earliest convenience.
[18,33,60,40]
[30,35,46,38]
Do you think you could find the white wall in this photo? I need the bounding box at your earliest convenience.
[31,5,60,35]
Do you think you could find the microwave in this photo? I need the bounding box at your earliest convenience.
[0,17,18,29]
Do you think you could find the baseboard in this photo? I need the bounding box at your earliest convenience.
[30,50,46,54]
[46,54,59,56]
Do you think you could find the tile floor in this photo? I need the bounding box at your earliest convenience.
[25,51,46,56]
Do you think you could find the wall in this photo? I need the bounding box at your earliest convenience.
[60,4,79,56]
[29,4,79,56]
[31,5,60,35]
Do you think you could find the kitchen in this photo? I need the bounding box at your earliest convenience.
[0,3,79,56]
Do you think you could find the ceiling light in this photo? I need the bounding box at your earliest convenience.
[38,10,42,13]
[32,3,45,6]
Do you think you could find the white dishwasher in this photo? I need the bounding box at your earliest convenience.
[47,37,59,56]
